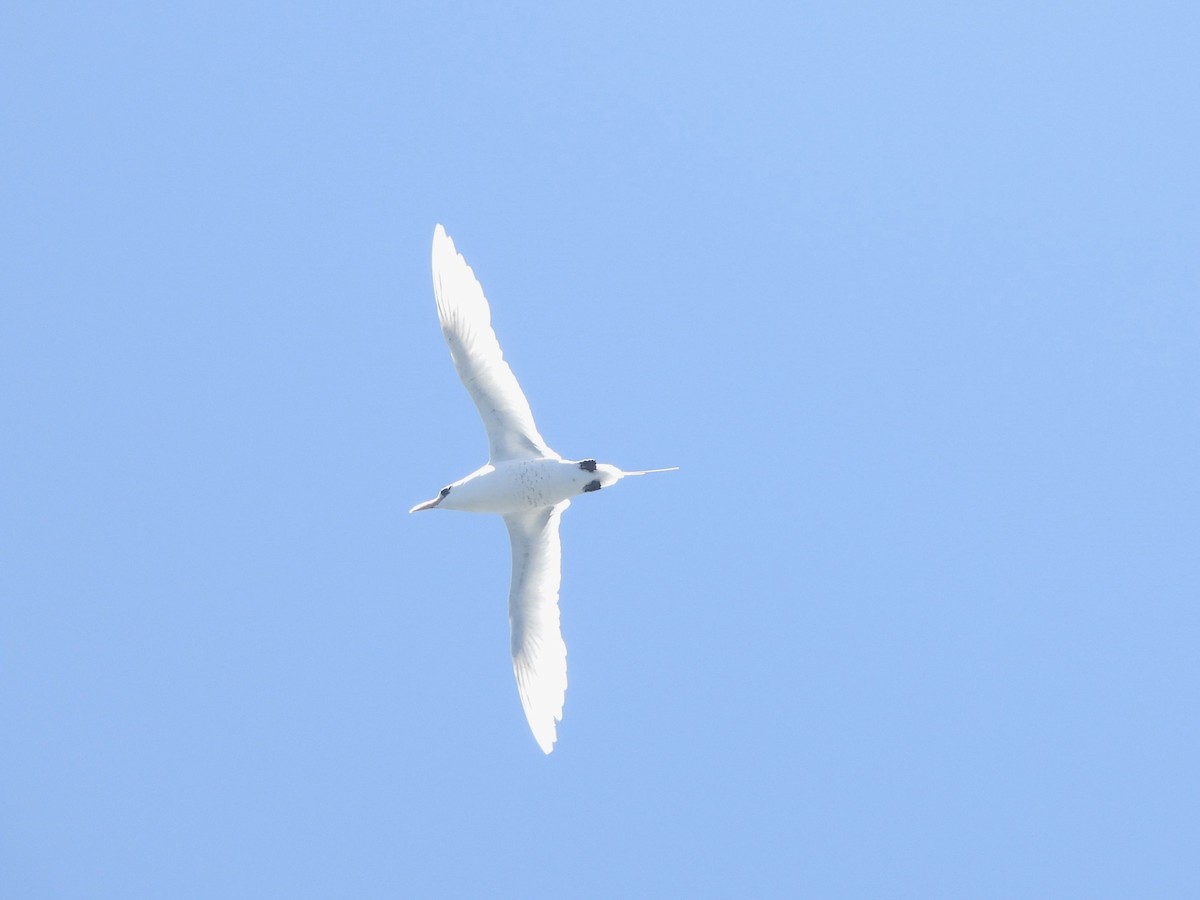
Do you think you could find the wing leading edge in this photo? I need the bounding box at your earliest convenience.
[431,225,558,462]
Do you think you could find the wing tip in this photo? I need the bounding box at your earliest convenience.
[432,224,454,262]
[514,664,566,755]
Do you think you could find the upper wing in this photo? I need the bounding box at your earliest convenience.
[431,225,558,462]
[504,501,570,754]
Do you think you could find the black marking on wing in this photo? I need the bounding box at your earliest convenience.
[582,479,602,493]
[579,460,597,472]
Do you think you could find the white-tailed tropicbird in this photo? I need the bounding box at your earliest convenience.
[410,225,677,754]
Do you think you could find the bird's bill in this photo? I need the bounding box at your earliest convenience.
[408,496,443,513]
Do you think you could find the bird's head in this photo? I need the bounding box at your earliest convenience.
[590,463,625,489]
[573,460,677,494]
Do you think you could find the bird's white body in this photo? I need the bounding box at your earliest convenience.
[427,459,624,515]
[410,225,676,754]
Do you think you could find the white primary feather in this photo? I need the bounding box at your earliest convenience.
[431,225,558,463]
[504,501,570,754]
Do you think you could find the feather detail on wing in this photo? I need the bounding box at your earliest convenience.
[431,225,558,462]
[504,501,570,754]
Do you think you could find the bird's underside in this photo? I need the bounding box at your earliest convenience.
[428,226,572,752]
[413,226,676,754]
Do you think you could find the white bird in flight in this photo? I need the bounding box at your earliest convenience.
[410,225,677,754]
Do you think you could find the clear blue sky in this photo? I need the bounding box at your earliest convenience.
[3,3,1197,897]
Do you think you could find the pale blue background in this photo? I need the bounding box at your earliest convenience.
[3,3,1197,897]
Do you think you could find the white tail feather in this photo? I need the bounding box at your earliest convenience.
[620,467,680,476]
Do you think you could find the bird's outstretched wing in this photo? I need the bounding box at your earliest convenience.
[431,225,558,462]
[504,501,570,753]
